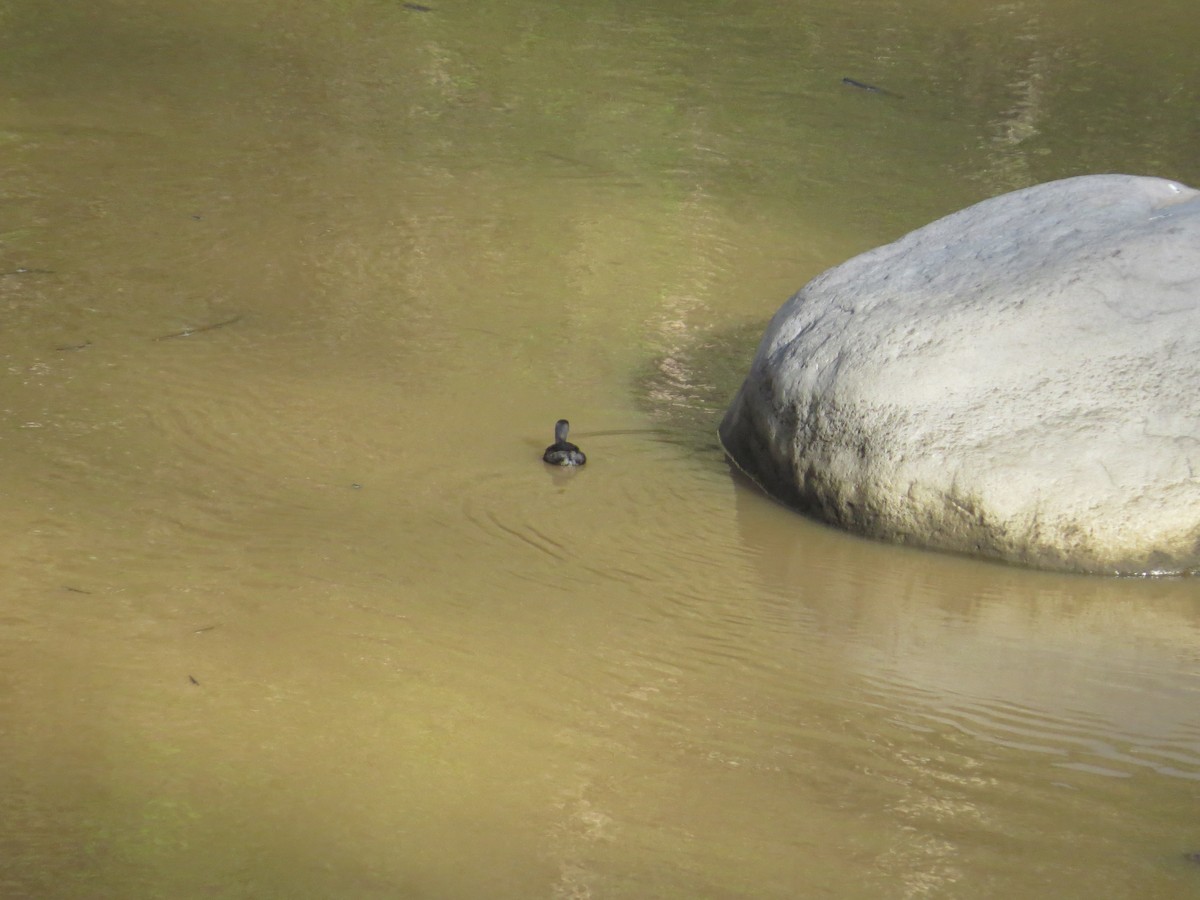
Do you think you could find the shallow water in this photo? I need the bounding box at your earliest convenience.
[2,0,1200,897]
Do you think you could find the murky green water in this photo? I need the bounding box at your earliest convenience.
[2,0,1199,897]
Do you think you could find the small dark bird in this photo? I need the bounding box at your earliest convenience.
[542,419,586,466]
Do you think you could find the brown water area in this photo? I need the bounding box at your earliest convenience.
[3,0,1200,896]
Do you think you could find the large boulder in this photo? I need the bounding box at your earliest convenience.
[719,174,1200,575]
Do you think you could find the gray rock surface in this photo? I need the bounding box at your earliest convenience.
[720,175,1200,574]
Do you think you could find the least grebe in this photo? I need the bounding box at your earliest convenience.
[542,419,586,466]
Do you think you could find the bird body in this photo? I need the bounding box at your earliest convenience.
[543,419,586,466]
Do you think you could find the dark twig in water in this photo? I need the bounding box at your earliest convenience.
[842,77,904,99]
[153,315,243,341]
[55,340,92,352]
[188,674,200,685]
[403,2,433,10]
[64,586,92,594]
